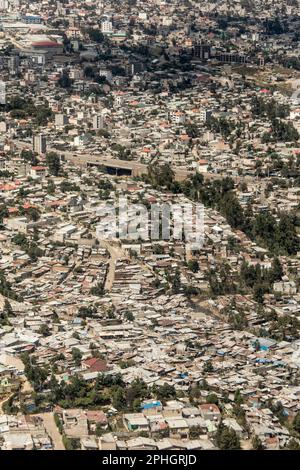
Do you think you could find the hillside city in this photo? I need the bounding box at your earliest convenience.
[0,0,300,452]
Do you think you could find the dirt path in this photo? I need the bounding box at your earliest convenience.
[0,354,33,394]
[101,241,126,291]
[38,412,65,450]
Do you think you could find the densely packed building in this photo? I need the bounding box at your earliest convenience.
[0,0,300,451]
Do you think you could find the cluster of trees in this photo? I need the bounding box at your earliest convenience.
[0,299,15,326]
[239,257,283,303]
[251,211,299,256]
[143,163,178,191]
[264,17,286,35]
[251,96,290,120]
[12,232,43,261]
[269,315,300,341]
[215,422,241,450]
[21,353,48,392]
[20,149,38,166]
[0,270,21,301]
[57,70,73,89]
[85,28,104,44]
[262,119,299,143]
[143,166,299,257]
[0,170,13,178]
[60,180,80,193]
[25,364,177,412]
[206,117,235,139]
[280,55,300,71]
[0,204,8,224]
[111,144,133,161]
[6,96,53,125]
[183,175,299,256]
[207,263,236,296]
[90,282,105,297]
[46,152,61,176]
[78,305,97,319]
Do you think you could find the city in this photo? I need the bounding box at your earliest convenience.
[0,0,299,455]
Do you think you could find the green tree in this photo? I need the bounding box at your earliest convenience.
[46,152,61,176]
[293,412,300,434]
[172,268,181,294]
[203,360,214,373]
[72,348,82,367]
[216,423,241,450]
[38,324,51,337]
[187,260,199,273]
[252,435,264,450]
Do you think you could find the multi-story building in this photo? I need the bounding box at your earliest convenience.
[33,134,47,155]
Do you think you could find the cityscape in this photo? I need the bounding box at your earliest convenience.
[0,0,300,454]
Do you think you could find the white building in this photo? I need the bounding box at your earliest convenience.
[101,20,113,34]
[33,134,46,154]
[93,114,105,130]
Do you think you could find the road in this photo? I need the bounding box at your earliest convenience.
[0,354,33,394]
[38,412,65,450]
[14,140,251,182]
[100,240,127,291]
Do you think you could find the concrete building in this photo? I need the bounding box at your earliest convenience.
[33,134,46,154]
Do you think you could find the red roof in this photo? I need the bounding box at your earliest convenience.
[83,357,109,373]
[32,41,60,48]
[86,410,107,424]
[199,404,220,413]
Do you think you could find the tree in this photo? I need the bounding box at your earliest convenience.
[172,269,181,294]
[112,387,127,411]
[3,299,13,316]
[46,153,61,176]
[187,260,199,273]
[57,70,73,89]
[252,435,264,450]
[254,285,265,304]
[47,179,56,195]
[189,425,202,439]
[124,310,134,322]
[285,438,300,450]
[72,348,82,367]
[90,282,105,297]
[63,436,80,450]
[0,299,14,326]
[38,324,51,337]
[293,412,300,434]
[27,207,40,222]
[271,257,283,281]
[234,389,244,406]
[216,423,241,450]
[86,28,104,43]
[154,383,176,402]
[206,393,219,405]
[203,360,214,373]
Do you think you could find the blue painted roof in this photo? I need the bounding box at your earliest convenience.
[141,401,162,409]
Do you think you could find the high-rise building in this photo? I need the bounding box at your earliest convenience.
[93,115,105,130]
[193,42,211,60]
[8,56,19,73]
[33,134,47,154]
[199,109,212,123]
[55,114,69,127]
[101,20,113,34]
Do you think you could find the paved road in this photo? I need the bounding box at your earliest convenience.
[14,140,260,184]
